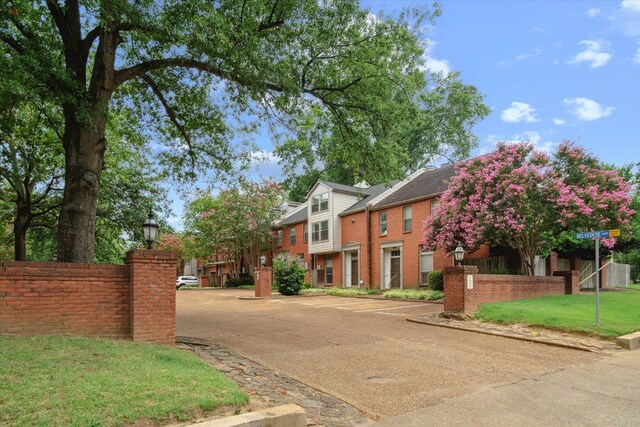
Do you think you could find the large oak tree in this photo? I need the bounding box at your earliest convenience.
[1,0,444,262]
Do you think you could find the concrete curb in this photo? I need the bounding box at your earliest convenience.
[188,404,306,427]
[406,317,597,352]
[298,293,444,304]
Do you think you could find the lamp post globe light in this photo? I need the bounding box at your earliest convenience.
[142,211,159,249]
[453,246,465,266]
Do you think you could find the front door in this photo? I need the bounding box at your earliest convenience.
[382,248,402,290]
[390,250,401,289]
[351,252,359,287]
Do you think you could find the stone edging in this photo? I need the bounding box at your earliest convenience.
[406,317,619,353]
[187,404,306,427]
[177,337,372,426]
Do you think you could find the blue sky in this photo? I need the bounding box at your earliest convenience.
[165,0,640,229]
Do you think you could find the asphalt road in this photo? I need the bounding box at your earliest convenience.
[176,289,601,420]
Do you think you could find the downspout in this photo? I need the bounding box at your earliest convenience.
[366,203,372,290]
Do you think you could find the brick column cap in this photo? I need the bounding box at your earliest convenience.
[125,249,178,263]
[444,265,478,274]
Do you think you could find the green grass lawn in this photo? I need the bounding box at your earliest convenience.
[476,292,640,338]
[0,336,248,426]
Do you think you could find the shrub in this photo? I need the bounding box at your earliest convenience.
[225,276,255,288]
[383,289,443,301]
[273,253,306,295]
[427,270,443,291]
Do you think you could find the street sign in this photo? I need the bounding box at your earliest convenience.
[576,229,621,239]
[575,229,622,327]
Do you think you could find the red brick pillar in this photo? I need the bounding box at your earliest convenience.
[546,251,558,276]
[443,265,478,313]
[199,275,209,288]
[254,267,273,297]
[555,270,580,295]
[125,249,178,346]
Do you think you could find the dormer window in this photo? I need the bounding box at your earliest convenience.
[311,193,329,213]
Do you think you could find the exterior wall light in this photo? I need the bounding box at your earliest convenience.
[142,211,159,249]
[453,246,465,266]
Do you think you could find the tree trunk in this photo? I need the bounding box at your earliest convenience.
[56,115,107,263]
[13,204,29,261]
[56,26,116,263]
[517,247,536,276]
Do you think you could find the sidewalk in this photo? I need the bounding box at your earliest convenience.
[376,350,640,426]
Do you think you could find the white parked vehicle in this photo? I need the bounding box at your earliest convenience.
[176,276,199,289]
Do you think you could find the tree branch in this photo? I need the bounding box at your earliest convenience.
[81,26,101,58]
[141,74,197,169]
[114,58,284,92]
[0,33,25,54]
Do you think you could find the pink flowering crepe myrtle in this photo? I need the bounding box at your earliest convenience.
[422,141,634,275]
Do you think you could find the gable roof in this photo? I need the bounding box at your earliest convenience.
[372,164,456,210]
[305,180,376,199]
[339,182,398,216]
[279,203,308,226]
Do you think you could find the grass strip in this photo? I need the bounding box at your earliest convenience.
[0,336,248,426]
[475,292,640,338]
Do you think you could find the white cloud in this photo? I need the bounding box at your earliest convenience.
[553,118,566,125]
[422,56,451,75]
[569,40,612,68]
[419,41,451,75]
[564,97,614,121]
[586,8,601,17]
[497,46,546,65]
[622,0,640,13]
[245,150,284,180]
[501,102,539,123]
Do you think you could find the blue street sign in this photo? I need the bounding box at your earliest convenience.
[576,229,621,239]
[576,231,600,239]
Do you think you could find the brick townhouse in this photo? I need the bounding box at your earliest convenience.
[274,164,488,289]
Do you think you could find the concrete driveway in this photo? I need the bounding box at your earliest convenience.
[176,289,601,420]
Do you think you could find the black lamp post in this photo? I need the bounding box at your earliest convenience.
[142,211,159,249]
[453,246,465,266]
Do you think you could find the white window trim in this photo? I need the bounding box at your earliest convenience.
[311,192,329,214]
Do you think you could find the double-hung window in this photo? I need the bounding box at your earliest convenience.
[312,221,329,242]
[419,246,434,286]
[430,200,440,215]
[311,193,329,213]
[403,206,412,233]
[379,212,387,236]
[276,230,283,247]
[303,223,308,243]
[289,227,296,245]
[325,257,333,284]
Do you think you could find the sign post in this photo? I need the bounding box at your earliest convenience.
[575,229,620,327]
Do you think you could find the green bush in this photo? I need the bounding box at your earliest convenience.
[427,270,443,291]
[273,254,306,295]
[225,276,255,288]
[383,289,443,301]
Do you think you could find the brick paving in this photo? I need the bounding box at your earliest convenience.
[177,336,372,427]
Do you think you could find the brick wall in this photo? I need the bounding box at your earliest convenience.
[444,266,579,313]
[126,250,178,346]
[254,267,272,297]
[0,249,177,346]
[278,222,311,283]
[370,198,486,290]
